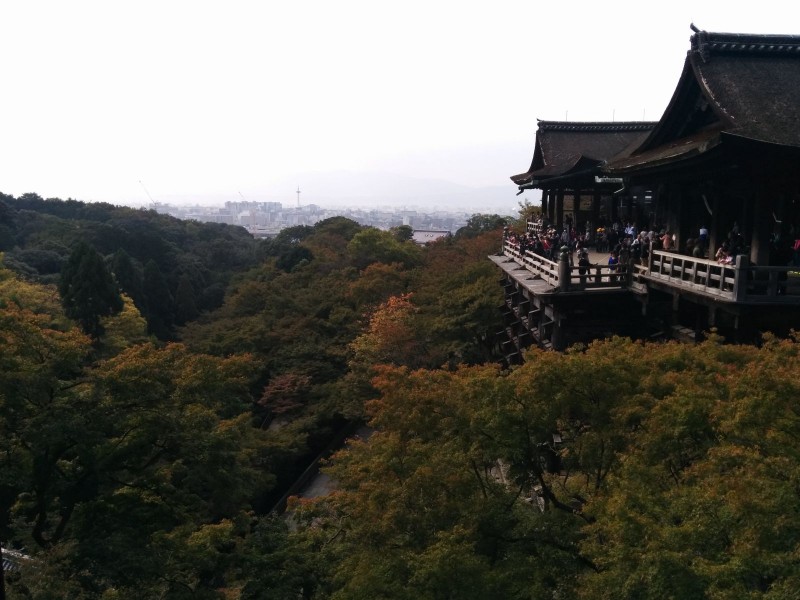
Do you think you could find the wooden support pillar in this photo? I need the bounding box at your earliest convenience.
[750,191,774,266]
[610,193,618,224]
[671,292,680,327]
[677,198,693,254]
[695,305,706,342]
[707,192,720,258]
[551,309,565,351]
[733,254,749,302]
[555,191,564,232]
[591,191,601,239]
[538,306,552,344]
[667,185,683,248]
[543,190,552,224]
[549,190,556,223]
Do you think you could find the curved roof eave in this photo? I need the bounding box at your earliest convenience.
[511,121,656,185]
[604,130,723,175]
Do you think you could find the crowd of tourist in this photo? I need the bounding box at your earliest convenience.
[504,217,784,270]
[503,214,800,302]
[503,221,574,263]
[504,218,677,271]
[505,214,800,282]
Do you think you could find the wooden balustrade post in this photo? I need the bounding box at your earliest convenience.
[557,246,571,291]
[733,254,749,301]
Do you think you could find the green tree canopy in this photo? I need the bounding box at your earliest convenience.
[174,272,199,325]
[142,259,174,338]
[1,277,266,597]
[110,247,144,308]
[455,213,508,239]
[347,227,421,270]
[390,224,414,242]
[293,335,800,598]
[58,241,123,337]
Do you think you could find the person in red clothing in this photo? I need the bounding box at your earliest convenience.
[660,230,673,251]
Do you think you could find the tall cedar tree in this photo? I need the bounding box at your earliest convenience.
[143,259,174,338]
[110,247,145,309]
[174,273,199,325]
[59,241,123,337]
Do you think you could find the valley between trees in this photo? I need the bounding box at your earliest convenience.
[2,194,799,598]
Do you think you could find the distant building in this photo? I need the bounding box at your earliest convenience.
[153,199,471,237]
[412,229,450,245]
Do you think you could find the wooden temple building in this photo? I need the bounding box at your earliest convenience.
[511,120,656,238]
[493,27,800,360]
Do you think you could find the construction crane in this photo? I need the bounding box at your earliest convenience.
[139,180,156,208]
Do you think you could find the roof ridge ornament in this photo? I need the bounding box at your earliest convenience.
[690,24,712,63]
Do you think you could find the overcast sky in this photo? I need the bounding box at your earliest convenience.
[2,1,798,208]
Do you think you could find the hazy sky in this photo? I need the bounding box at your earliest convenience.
[2,1,798,207]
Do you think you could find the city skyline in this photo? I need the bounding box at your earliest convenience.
[145,194,477,239]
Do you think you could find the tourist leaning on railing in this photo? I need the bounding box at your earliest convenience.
[716,242,733,265]
[578,251,590,284]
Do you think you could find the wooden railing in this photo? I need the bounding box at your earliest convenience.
[649,250,800,303]
[503,241,630,291]
[504,242,560,286]
[743,266,800,301]
[526,220,544,235]
[562,261,630,290]
[502,242,800,303]
[649,251,738,300]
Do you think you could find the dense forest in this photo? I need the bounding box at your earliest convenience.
[2,193,800,599]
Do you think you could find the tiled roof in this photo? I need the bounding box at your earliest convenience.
[512,121,655,186]
[607,28,800,173]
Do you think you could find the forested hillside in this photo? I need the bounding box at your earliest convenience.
[0,193,259,339]
[296,336,800,599]
[3,194,799,599]
[0,194,505,598]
